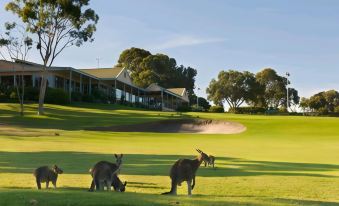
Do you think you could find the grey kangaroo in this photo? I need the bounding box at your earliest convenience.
[204,155,215,168]
[89,154,124,191]
[162,149,210,196]
[33,165,63,189]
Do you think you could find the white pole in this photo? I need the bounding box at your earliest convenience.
[286,72,290,112]
[196,87,201,108]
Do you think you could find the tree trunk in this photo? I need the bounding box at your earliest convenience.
[38,70,47,115]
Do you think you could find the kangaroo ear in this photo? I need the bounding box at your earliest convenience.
[114,154,118,158]
[124,181,127,186]
[120,154,123,158]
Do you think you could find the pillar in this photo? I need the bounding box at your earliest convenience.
[69,70,72,102]
[89,78,92,95]
[80,74,83,93]
[161,90,164,110]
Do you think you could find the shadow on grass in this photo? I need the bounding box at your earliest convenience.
[0,189,338,206]
[0,151,338,178]
[273,198,339,206]
[0,104,180,131]
[0,189,242,206]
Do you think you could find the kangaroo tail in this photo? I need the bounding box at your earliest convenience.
[161,179,176,195]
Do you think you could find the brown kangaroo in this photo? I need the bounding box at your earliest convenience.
[33,165,63,189]
[162,149,209,196]
[89,154,124,191]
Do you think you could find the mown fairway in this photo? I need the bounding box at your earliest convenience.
[0,103,338,206]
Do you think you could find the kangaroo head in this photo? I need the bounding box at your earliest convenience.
[52,165,63,174]
[119,181,127,192]
[114,154,123,166]
[196,149,209,163]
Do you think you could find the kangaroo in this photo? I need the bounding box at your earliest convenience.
[204,155,215,168]
[114,154,123,166]
[89,154,124,191]
[33,165,63,189]
[208,155,215,168]
[162,149,210,196]
[90,160,119,191]
[112,175,127,192]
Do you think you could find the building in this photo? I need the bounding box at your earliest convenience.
[0,59,189,111]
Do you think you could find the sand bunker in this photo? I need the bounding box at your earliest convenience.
[88,119,246,134]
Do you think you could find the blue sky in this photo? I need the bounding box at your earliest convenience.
[1,0,339,100]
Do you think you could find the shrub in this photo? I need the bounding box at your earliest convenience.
[92,89,108,102]
[24,86,39,101]
[71,91,83,102]
[177,105,191,112]
[265,107,279,115]
[9,91,17,99]
[335,106,339,114]
[228,107,266,114]
[82,94,95,102]
[191,104,204,112]
[209,105,224,113]
[317,107,328,115]
[45,88,69,105]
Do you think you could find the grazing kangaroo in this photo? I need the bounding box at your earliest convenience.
[204,155,216,168]
[89,154,124,191]
[112,175,127,192]
[162,149,210,196]
[33,165,63,189]
[90,161,119,191]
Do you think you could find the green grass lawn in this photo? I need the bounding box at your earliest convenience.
[0,103,339,206]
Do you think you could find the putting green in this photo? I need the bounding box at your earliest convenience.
[0,103,338,206]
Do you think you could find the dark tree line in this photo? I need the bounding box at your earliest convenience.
[117,47,197,98]
[300,90,339,114]
[206,68,300,111]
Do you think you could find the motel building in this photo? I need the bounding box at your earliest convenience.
[0,59,189,111]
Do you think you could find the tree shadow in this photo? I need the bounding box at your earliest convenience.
[0,189,253,206]
[0,104,180,131]
[273,198,339,206]
[0,151,338,178]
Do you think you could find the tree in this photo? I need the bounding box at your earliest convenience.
[299,97,311,113]
[286,88,300,112]
[175,65,197,99]
[206,70,257,111]
[117,48,197,95]
[6,0,99,115]
[323,90,339,112]
[198,97,211,110]
[117,47,151,72]
[0,22,32,116]
[255,68,288,108]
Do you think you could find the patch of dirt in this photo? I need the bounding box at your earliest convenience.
[87,119,246,134]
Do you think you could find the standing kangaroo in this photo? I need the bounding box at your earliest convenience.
[162,149,210,196]
[33,165,63,189]
[89,154,124,191]
[204,155,215,168]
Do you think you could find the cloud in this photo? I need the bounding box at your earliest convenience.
[153,35,226,50]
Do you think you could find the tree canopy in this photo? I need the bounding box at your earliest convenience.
[5,0,99,114]
[117,47,197,97]
[206,70,258,110]
[300,90,339,114]
[206,68,300,111]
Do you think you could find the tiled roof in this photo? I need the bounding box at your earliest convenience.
[167,88,186,97]
[79,67,124,79]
